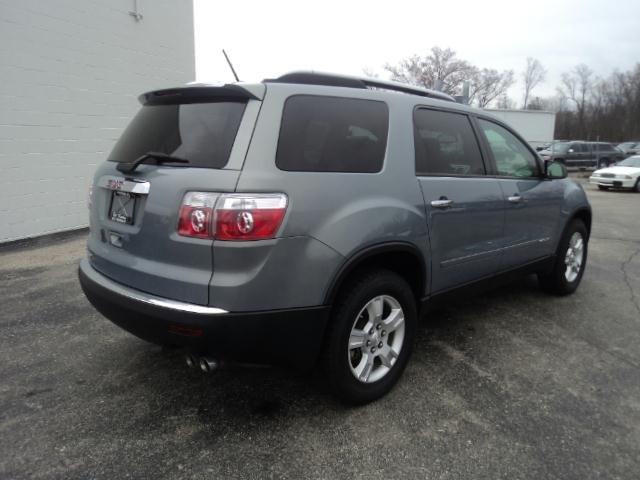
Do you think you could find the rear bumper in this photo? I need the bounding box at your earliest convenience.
[78,259,329,370]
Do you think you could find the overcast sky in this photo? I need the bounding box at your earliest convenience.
[194,0,640,103]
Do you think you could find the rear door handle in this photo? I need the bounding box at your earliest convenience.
[431,198,454,209]
[508,194,523,203]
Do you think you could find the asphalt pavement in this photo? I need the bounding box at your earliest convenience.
[1,175,639,479]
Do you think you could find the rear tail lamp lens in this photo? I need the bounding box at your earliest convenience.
[214,194,287,240]
[178,192,287,241]
[177,192,219,238]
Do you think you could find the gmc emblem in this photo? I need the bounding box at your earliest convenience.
[107,179,124,190]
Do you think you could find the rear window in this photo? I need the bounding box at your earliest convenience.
[599,143,614,151]
[108,101,246,168]
[552,142,570,153]
[276,95,388,173]
[573,143,587,153]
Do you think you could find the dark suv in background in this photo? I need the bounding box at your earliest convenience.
[539,141,624,168]
[79,72,592,404]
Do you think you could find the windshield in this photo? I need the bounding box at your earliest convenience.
[108,101,246,168]
[551,142,570,153]
[618,142,636,149]
[617,157,640,168]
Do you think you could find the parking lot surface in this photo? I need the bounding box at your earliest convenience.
[1,176,639,479]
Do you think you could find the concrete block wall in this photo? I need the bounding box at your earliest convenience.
[0,0,195,242]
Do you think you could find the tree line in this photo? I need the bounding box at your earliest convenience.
[379,47,640,143]
[553,64,640,142]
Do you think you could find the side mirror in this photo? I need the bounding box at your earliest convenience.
[568,148,574,153]
[545,160,567,179]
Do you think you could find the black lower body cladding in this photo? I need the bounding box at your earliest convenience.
[78,261,329,370]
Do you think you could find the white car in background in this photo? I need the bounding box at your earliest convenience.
[589,156,640,192]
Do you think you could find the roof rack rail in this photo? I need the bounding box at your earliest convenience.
[263,71,455,102]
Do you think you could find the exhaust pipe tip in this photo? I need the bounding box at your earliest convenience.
[185,354,197,369]
[199,357,219,373]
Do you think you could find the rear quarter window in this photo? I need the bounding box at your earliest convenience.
[276,95,389,173]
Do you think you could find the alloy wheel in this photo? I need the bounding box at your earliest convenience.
[347,295,405,383]
[564,232,585,282]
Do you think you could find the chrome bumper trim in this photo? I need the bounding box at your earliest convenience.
[79,259,229,315]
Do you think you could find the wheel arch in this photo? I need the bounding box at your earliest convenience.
[570,207,592,239]
[323,242,427,308]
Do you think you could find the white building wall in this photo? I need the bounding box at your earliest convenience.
[0,0,194,242]
[484,109,556,149]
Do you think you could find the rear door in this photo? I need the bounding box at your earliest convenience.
[583,142,598,168]
[87,86,262,305]
[475,118,563,268]
[597,143,623,166]
[414,108,505,294]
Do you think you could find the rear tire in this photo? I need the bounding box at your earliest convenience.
[538,220,588,295]
[322,269,417,405]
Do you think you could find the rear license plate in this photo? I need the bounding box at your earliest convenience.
[109,191,137,224]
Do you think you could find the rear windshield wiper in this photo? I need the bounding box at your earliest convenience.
[116,151,190,173]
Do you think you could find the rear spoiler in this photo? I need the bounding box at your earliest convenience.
[138,84,264,105]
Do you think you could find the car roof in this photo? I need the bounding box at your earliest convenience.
[161,72,504,123]
[263,71,456,103]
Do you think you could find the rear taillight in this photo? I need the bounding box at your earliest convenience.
[177,192,219,238]
[177,192,288,241]
[214,194,288,240]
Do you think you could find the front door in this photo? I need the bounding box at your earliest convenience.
[564,142,585,168]
[475,118,563,268]
[414,108,505,294]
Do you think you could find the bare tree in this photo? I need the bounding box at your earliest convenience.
[496,94,516,110]
[385,47,476,96]
[522,57,547,109]
[559,64,593,137]
[554,63,640,141]
[526,97,545,110]
[468,68,515,108]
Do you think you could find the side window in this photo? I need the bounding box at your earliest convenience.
[413,109,485,176]
[477,119,539,178]
[276,95,388,173]
[580,143,592,153]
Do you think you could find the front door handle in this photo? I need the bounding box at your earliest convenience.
[508,194,523,203]
[431,198,454,209]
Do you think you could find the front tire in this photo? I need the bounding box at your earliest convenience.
[538,220,588,295]
[322,269,417,405]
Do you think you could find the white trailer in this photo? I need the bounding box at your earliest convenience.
[484,109,556,150]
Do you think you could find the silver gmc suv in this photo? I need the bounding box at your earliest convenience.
[79,72,592,404]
